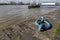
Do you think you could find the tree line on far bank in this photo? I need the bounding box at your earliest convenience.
[0,1,30,5]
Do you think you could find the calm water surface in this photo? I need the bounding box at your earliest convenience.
[0,5,60,23]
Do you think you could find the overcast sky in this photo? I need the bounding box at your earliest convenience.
[0,0,60,3]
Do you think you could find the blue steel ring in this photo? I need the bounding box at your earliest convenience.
[35,20,51,31]
[44,20,51,29]
[35,20,41,26]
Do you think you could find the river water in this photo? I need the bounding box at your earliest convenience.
[0,5,60,23]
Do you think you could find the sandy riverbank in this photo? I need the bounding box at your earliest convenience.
[0,10,60,40]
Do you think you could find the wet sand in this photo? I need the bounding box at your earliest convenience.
[15,10,60,40]
[0,10,60,40]
[0,5,60,40]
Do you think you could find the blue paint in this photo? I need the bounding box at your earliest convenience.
[35,16,52,32]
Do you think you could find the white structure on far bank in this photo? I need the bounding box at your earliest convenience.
[41,3,56,6]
